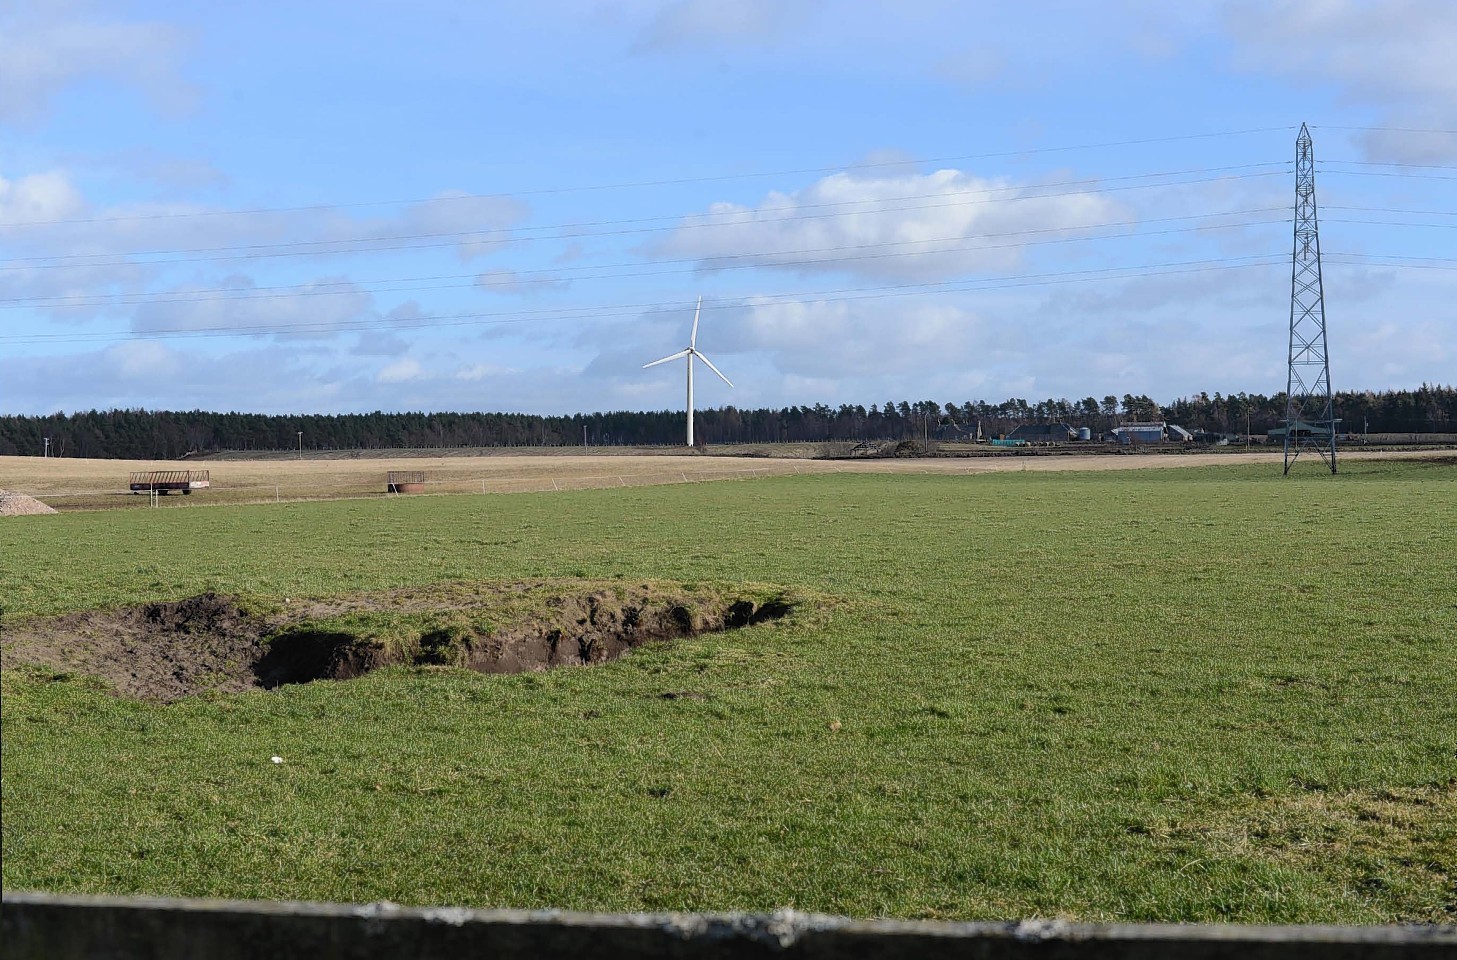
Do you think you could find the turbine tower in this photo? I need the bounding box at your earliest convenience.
[643,297,733,447]
[1283,122,1337,474]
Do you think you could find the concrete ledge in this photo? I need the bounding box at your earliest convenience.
[3,892,1454,959]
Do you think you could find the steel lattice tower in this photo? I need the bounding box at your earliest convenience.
[1283,123,1337,474]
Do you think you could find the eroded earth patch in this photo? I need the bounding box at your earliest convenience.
[0,581,793,700]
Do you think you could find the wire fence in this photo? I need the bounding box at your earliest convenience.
[11,446,1448,513]
[14,462,858,511]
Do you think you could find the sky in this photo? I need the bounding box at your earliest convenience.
[1,0,1454,417]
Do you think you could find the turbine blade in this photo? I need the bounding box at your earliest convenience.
[643,348,691,369]
[690,296,702,349]
[694,351,734,387]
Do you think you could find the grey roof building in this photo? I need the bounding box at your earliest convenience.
[1007,423,1074,442]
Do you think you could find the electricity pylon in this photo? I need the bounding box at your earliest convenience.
[1283,123,1337,475]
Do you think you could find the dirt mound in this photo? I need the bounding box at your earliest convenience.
[1,593,273,699]
[1,582,794,700]
[0,490,57,516]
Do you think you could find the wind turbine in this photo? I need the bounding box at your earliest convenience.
[643,297,733,447]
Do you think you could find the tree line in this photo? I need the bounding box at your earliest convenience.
[2,385,1452,459]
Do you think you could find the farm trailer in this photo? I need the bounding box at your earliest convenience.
[129,471,211,495]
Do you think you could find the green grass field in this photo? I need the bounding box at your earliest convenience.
[2,459,1454,922]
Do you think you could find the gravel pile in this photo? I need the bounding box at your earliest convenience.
[0,490,58,516]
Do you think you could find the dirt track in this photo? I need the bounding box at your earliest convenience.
[0,448,1447,512]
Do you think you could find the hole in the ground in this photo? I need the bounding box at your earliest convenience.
[253,630,391,688]
[0,582,795,700]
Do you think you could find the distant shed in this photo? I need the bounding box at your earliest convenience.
[1007,423,1074,443]
[1111,422,1167,444]
[1267,420,1336,441]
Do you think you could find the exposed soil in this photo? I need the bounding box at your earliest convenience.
[0,582,793,701]
[6,449,1449,513]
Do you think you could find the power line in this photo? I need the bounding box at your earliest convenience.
[0,126,1295,230]
[3,164,1290,263]
[1,167,1292,271]
[1,209,1289,310]
[1319,169,1457,182]
[1330,252,1457,263]
[13,249,1442,347]
[0,255,1292,345]
[1324,253,1457,269]
[1325,205,1457,217]
[1311,124,1457,135]
[9,209,1449,312]
[1320,159,1457,171]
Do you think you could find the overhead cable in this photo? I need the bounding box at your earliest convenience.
[0,126,1295,229]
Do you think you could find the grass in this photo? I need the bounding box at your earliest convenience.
[1,458,1454,921]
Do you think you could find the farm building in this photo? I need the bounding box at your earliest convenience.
[1109,421,1193,444]
[1007,422,1074,443]
[1267,420,1336,441]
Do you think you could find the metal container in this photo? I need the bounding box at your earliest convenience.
[1077,427,1092,441]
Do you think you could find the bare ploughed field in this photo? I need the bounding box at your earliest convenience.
[0,447,1443,512]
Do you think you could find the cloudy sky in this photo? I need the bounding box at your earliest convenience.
[2,0,1454,416]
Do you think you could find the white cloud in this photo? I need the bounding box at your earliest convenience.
[475,268,566,295]
[729,297,985,377]
[455,361,519,381]
[650,168,1129,281]
[932,46,1007,91]
[377,358,425,383]
[1225,0,1457,161]
[0,168,530,334]
[0,170,86,224]
[350,331,411,357]
[0,3,194,124]
[631,0,819,53]
[390,192,529,261]
[0,340,340,413]
[1052,260,1286,316]
[3,175,528,284]
[1,170,152,321]
[109,339,183,380]
[129,275,376,338]
[582,297,1000,401]
[384,301,428,324]
[64,149,230,194]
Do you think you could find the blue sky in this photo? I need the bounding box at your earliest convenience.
[2,0,1454,416]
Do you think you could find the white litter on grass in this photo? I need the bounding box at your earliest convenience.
[271,756,284,764]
